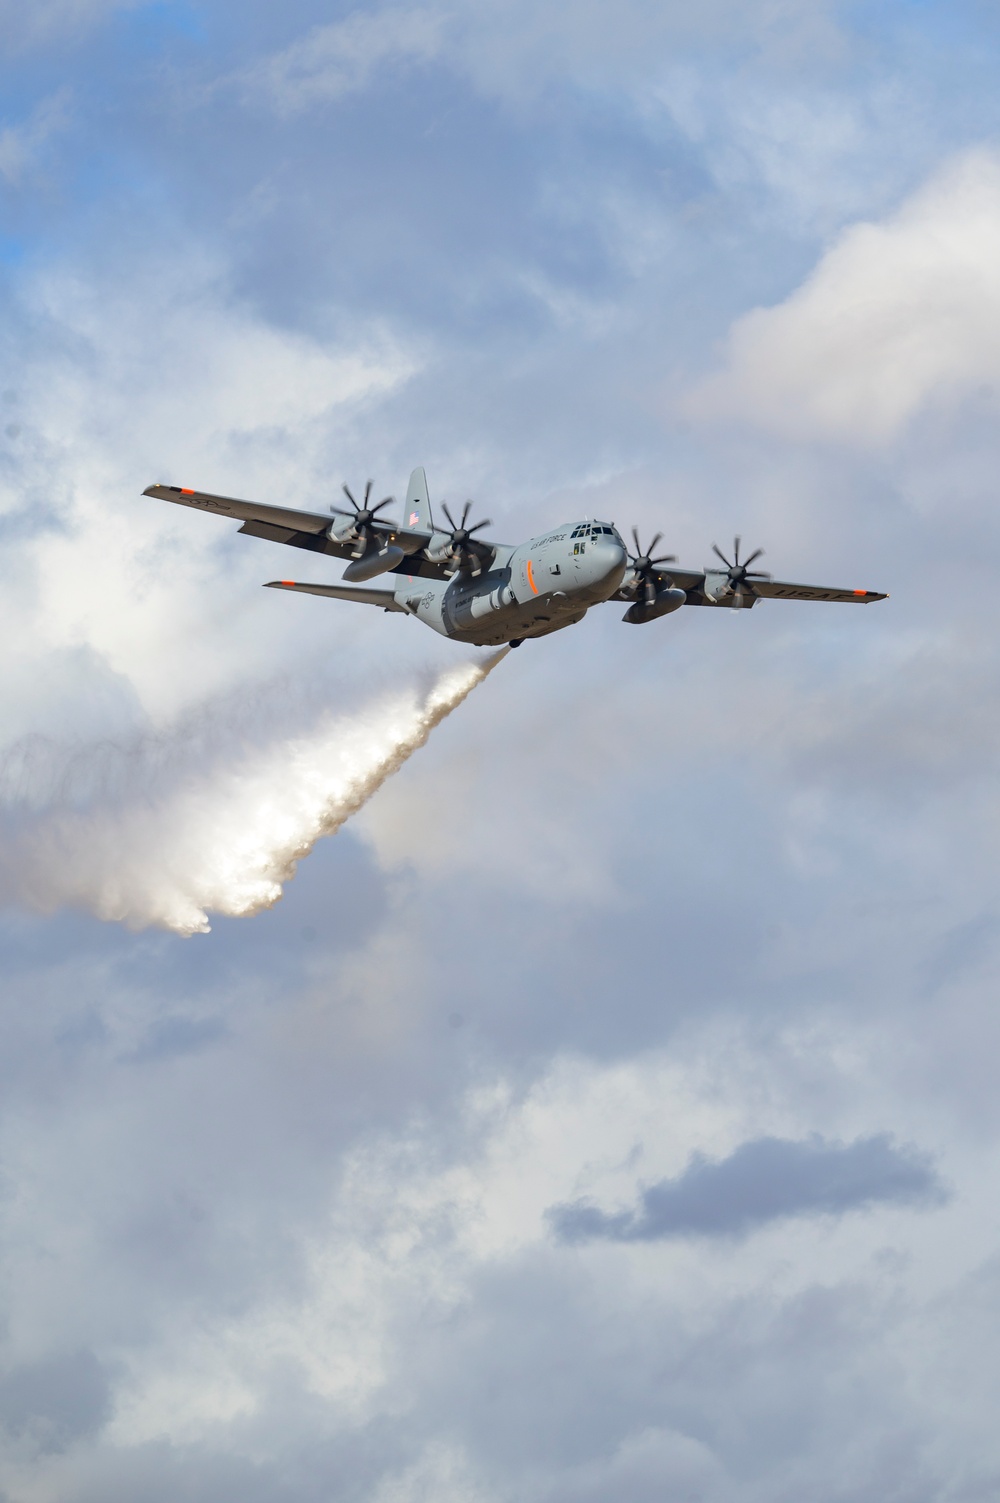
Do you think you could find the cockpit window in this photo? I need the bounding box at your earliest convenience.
[573,522,617,540]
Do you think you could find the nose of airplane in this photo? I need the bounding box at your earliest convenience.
[590,536,627,590]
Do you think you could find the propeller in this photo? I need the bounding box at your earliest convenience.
[627,528,677,607]
[711,535,771,606]
[437,500,493,574]
[332,480,395,553]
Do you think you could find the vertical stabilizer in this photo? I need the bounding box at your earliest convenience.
[403,467,434,533]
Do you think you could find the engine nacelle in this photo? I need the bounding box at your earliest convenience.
[701,569,733,604]
[700,570,756,608]
[342,543,405,582]
[622,586,686,624]
[328,515,360,544]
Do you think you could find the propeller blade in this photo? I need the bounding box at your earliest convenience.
[746,569,771,581]
[650,553,677,566]
[343,484,358,510]
[733,536,742,566]
[644,575,657,606]
[465,519,492,536]
[631,527,641,556]
[743,546,764,568]
[647,532,663,556]
[441,502,457,532]
[461,500,472,528]
[712,543,730,567]
[363,479,373,507]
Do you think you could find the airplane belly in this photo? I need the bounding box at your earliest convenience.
[390,530,613,646]
[441,576,509,632]
[417,566,579,646]
[463,588,585,645]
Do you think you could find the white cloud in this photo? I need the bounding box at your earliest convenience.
[445,0,847,103]
[47,1023,992,1499]
[0,93,69,186]
[0,248,419,733]
[236,0,847,115]
[242,8,446,114]
[685,150,1000,445]
[0,0,136,50]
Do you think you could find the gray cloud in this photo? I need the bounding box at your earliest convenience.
[548,1134,946,1243]
[0,1349,112,1454]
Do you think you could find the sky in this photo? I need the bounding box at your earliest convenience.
[3,1,1000,1498]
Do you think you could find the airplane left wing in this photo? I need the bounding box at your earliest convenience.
[143,483,336,537]
[142,483,458,578]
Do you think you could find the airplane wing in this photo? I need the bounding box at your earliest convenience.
[142,482,457,579]
[614,567,886,606]
[748,579,887,603]
[143,483,339,536]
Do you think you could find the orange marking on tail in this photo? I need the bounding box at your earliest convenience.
[526,558,538,595]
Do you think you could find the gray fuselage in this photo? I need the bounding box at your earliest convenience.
[392,521,628,646]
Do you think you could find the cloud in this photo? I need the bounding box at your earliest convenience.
[0,1349,112,1454]
[237,0,847,116]
[685,150,1000,445]
[240,9,446,115]
[4,4,1000,1501]
[0,0,137,51]
[548,1133,946,1242]
[0,93,69,186]
[0,246,419,737]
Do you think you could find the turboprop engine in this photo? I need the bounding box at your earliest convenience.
[702,536,770,608]
[328,480,405,581]
[622,529,686,623]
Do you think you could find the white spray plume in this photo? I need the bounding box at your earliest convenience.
[0,652,507,935]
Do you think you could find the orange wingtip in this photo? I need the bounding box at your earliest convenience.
[180,487,195,495]
[853,589,866,596]
[280,580,294,586]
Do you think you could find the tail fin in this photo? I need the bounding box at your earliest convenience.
[402,466,434,533]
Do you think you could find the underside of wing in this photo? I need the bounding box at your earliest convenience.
[144,483,334,536]
[611,566,704,601]
[143,482,482,581]
[751,580,888,603]
[264,580,406,611]
[612,567,886,606]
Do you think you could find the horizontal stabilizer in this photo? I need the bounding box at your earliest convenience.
[265,580,406,612]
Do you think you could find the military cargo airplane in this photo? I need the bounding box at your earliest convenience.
[143,466,886,648]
